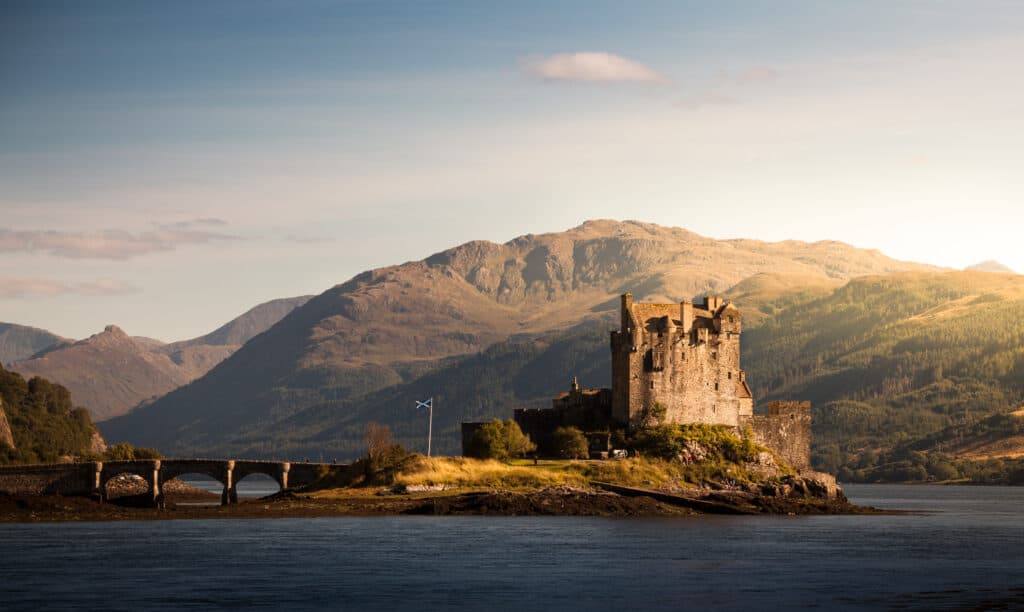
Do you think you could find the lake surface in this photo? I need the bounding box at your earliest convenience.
[2,485,1023,611]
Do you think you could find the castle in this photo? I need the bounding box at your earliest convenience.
[466,294,812,470]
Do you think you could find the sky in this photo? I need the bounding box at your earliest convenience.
[2,1,1023,341]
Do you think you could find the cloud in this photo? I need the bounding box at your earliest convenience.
[733,65,780,85]
[282,234,336,244]
[674,92,739,110]
[160,217,229,230]
[0,223,239,259]
[0,277,138,299]
[524,52,666,83]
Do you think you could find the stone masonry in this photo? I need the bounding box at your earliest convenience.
[611,293,753,428]
[751,401,812,471]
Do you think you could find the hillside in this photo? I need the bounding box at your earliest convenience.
[101,220,933,456]
[966,260,1016,274]
[10,296,311,421]
[0,323,67,366]
[741,271,1024,479]
[0,364,104,464]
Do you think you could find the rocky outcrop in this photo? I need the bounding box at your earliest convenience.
[0,398,14,449]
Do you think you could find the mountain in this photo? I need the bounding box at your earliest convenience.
[0,363,104,464]
[740,270,1024,479]
[165,296,313,348]
[10,325,195,423]
[111,267,1024,486]
[9,296,312,422]
[0,323,68,367]
[101,219,936,456]
[966,260,1016,274]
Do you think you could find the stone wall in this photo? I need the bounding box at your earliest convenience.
[751,401,812,471]
[0,397,14,449]
[611,294,751,428]
[0,462,100,496]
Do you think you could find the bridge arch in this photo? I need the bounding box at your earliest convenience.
[159,460,233,506]
[229,461,289,502]
[99,460,160,505]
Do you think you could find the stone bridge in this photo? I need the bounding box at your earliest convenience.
[0,459,338,506]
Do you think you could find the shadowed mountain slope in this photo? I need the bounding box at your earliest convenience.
[102,220,936,455]
[0,323,68,367]
[10,296,311,422]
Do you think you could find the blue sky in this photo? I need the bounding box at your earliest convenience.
[2,1,1023,340]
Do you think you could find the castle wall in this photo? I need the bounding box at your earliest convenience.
[751,401,812,471]
[611,294,749,429]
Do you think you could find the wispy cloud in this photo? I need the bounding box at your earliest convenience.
[0,277,139,299]
[524,52,666,83]
[282,234,336,244]
[0,221,238,259]
[733,65,780,85]
[674,92,738,110]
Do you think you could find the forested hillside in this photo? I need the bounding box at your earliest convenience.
[0,364,103,465]
[743,271,1024,481]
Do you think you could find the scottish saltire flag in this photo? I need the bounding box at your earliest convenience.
[416,398,432,410]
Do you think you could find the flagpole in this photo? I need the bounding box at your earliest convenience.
[427,398,433,457]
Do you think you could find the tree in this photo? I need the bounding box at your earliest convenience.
[103,442,162,461]
[552,426,589,459]
[365,422,393,462]
[465,419,536,461]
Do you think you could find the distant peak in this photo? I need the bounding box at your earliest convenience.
[102,325,126,336]
[966,260,1016,274]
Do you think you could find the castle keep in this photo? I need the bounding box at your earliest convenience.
[466,293,812,470]
[611,293,753,428]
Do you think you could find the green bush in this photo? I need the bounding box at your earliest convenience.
[103,442,163,461]
[551,426,589,459]
[633,423,763,463]
[465,419,536,461]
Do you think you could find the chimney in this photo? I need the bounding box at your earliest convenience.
[680,300,693,334]
[621,293,633,333]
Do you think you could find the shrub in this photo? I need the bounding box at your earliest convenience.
[103,443,163,461]
[465,419,536,461]
[551,426,589,459]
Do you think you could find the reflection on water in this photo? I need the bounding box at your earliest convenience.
[176,474,281,498]
[1,485,1023,611]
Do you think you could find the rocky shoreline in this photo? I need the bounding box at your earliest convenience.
[0,477,883,523]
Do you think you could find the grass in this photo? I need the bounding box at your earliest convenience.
[393,456,587,490]
[313,454,759,494]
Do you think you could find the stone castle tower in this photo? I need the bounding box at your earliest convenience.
[610,293,754,428]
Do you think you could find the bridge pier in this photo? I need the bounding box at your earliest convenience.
[221,460,236,506]
[92,462,103,502]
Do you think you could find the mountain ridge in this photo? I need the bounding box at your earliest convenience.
[101,219,939,455]
[9,295,312,421]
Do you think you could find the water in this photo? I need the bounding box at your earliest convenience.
[177,474,282,499]
[1,485,1023,611]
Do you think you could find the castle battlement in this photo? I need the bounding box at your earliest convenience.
[611,293,751,428]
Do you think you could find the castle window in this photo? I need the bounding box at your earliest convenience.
[711,351,717,360]
[728,316,734,323]
[728,372,732,380]
[649,381,655,389]
[714,382,719,391]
